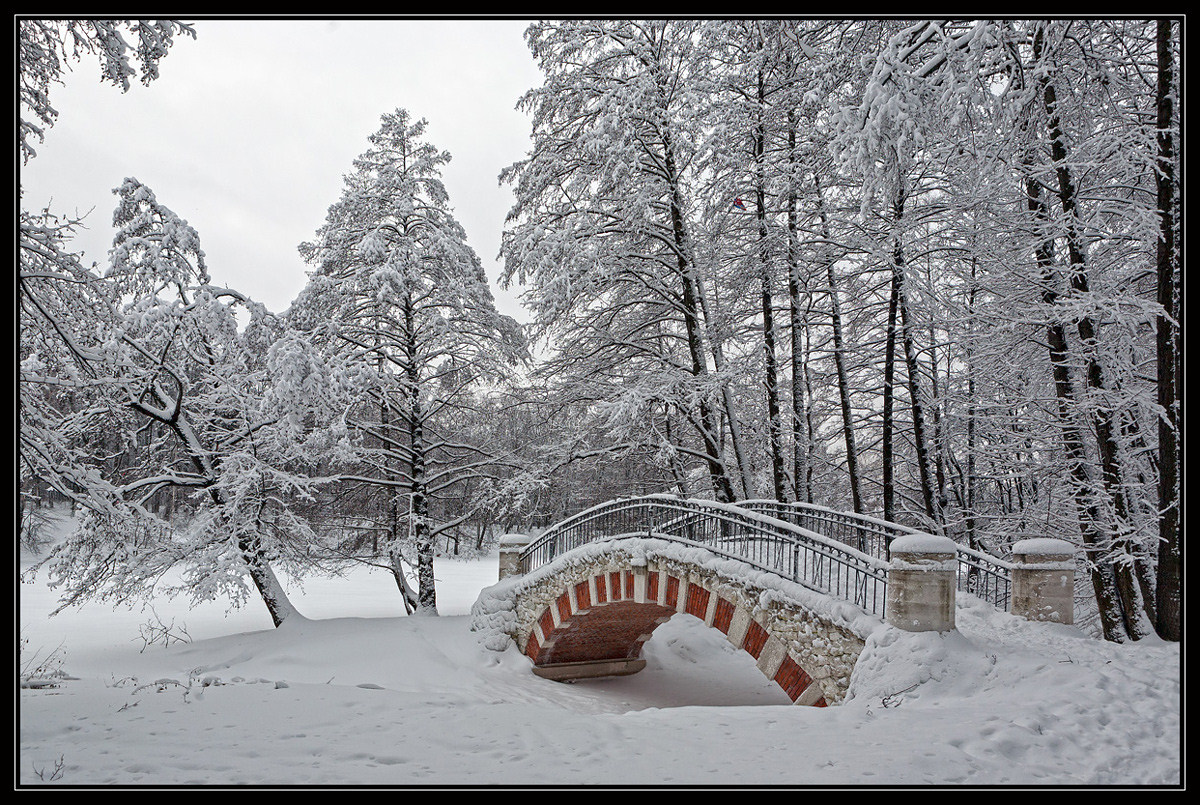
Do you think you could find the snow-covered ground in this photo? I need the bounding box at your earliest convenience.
[19,507,1181,787]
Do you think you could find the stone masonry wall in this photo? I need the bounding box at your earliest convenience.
[505,544,867,705]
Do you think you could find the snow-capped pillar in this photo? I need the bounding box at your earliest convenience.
[1010,539,1075,625]
[498,534,534,580]
[886,534,958,633]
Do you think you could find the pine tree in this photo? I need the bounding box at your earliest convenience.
[295,108,525,614]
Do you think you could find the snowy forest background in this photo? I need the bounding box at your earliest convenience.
[19,19,1181,648]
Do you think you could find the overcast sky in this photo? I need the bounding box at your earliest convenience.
[20,18,545,321]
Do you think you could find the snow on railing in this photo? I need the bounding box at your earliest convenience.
[520,495,1014,615]
[738,499,1013,610]
[519,495,889,617]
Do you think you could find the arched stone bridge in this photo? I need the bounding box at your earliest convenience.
[476,495,1076,707]
[506,540,872,705]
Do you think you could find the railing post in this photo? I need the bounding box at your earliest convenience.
[498,533,534,580]
[1010,538,1075,625]
[886,534,958,632]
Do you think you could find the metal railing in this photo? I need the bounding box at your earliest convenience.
[955,544,1013,611]
[518,495,890,617]
[738,500,1013,611]
[739,499,913,558]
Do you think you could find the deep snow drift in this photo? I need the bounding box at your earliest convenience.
[18,508,1181,787]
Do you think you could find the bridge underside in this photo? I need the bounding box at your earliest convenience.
[520,566,832,706]
[532,598,675,665]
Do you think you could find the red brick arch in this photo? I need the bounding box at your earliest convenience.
[520,566,828,706]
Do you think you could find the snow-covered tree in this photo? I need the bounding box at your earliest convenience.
[18,19,195,163]
[19,18,197,511]
[294,108,526,614]
[502,19,1179,643]
[17,20,329,624]
[29,179,343,627]
[824,19,1175,641]
[1151,18,1180,642]
[501,19,745,503]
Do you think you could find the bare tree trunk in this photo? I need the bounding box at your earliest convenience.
[801,321,816,502]
[890,193,939,527]
[662,402,692,497]
[756,65,787,502]
[1153,18,1180,641]
[695,271,754,498]
[786,115,809,504]
[1034,23,1149,638]
[812,172,862,513]
[1023,168,1129,643]
[377,313,417,614]
[924,250,949,515]
[664,136,736,503]
[882,270,899,524]
[379,357,390,561]
[964,259,979,553]
[402,291,437,615]
[388,551,420,615]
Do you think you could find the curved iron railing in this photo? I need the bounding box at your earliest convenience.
[739,500,1012,610]
[518,495,890,617]
[739,499,912,558]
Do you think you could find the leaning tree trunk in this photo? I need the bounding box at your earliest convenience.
[890,193,940,528]
[1034,23,1151,638]
[1023,168,1130,643]
[812,173,862,513]
[237,530,303,628]
[133,390,303,629]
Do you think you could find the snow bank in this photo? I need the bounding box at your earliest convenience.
[20,510,1181,786]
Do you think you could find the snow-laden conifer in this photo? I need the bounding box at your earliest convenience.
[294,108,526,614]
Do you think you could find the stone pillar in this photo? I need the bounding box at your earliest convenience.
[1010,538,1075,625]
[498,533,533,581]
[886,534,958,632]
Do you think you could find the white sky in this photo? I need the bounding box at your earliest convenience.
[20,18,545,321]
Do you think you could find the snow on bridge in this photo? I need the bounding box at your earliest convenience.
[471,496,1075,706]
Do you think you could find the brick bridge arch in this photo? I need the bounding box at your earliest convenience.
[505,541,873,706]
